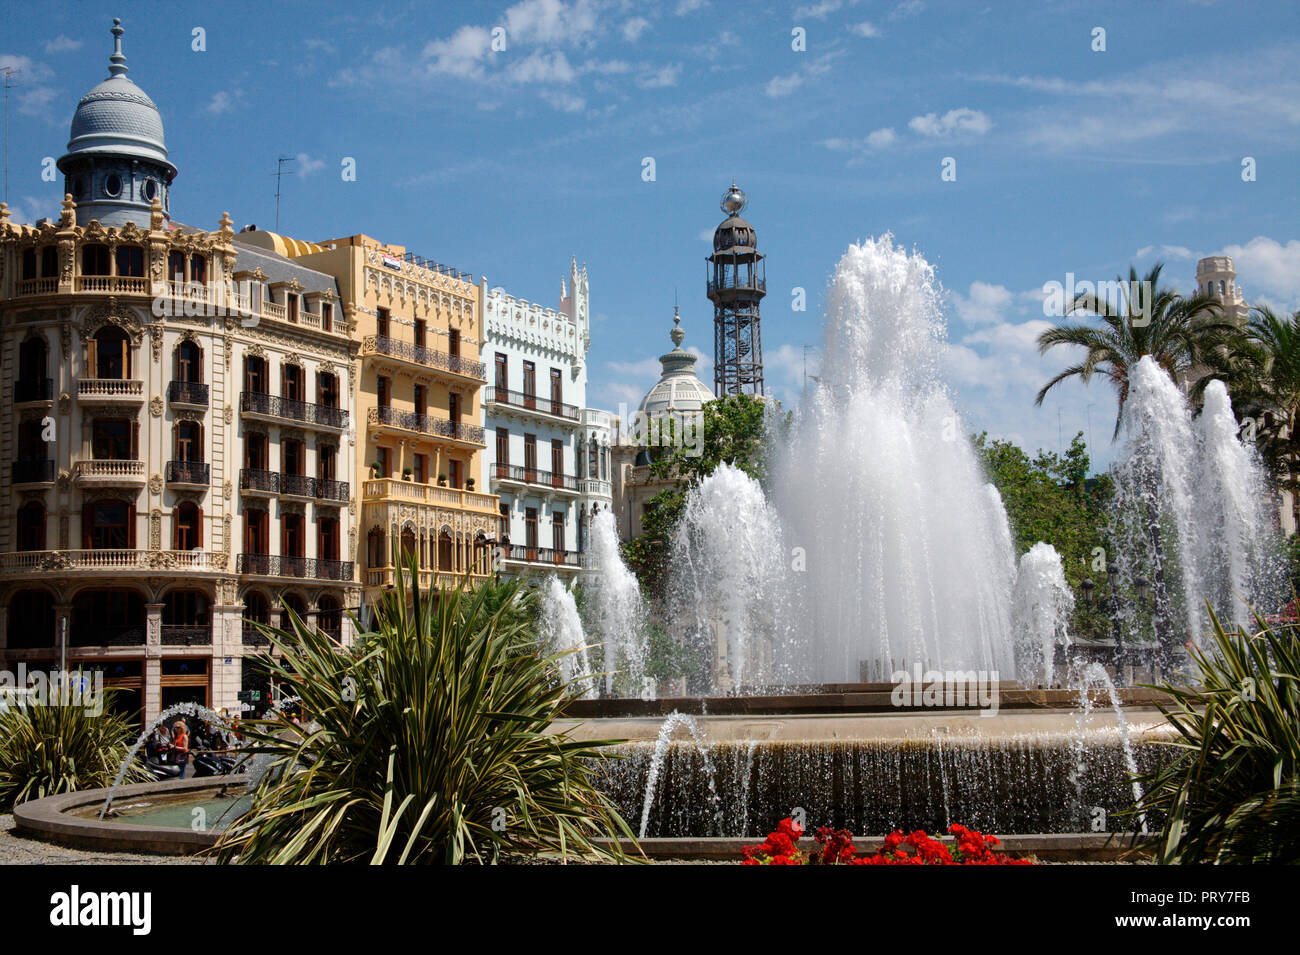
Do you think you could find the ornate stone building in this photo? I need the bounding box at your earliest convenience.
[249,233,501,605]
[0,22,358,726]
[479,259,614,581]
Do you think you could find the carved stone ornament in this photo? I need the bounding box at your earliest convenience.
[148,473,163,495]
[149,395,163,417]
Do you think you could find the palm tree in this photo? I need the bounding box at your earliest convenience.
[1034,264,1232,437]
[1197,306,1300,500]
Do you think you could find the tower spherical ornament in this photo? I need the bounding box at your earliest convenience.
[720,182,747,216]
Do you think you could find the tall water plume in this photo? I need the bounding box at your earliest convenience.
[769,236,1019,682]
[538,576,595,699]
[587,509,649,696]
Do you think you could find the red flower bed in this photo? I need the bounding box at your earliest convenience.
[741,819,1034,865]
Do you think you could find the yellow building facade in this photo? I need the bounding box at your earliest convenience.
[239,232,501,603]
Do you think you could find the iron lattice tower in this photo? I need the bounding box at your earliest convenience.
[707,182,766,396]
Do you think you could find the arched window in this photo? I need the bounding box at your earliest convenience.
[169,250,186,283]
[244,592,270,627]
[400,527,417,565]
[1219,280,1226,295]
[281,593,307,626]
[174,501,201,550]
[175,420,202,463]
[367,527,386,567]
[163,589,209,627]
[82,244,110,276]
[438,530,453,572]
[174,340,202,383]
[92,326,131,379]
[17,502,45,551]
[190,254,207,285]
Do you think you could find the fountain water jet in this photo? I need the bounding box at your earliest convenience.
[539,576,595,698]
[1012,543,1074,688]
[587,509,648,696]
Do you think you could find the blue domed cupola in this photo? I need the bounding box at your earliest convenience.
[56,18,177,228]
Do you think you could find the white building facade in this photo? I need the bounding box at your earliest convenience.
[479,260,612,580]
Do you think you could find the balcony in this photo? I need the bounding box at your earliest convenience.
[237,554,354,581]
[361,478,499,514]
[361,334,487,381]
[492,463,579,494]
[706,276,767,298]
[241,625,270,647]
[70,625,146,649]
[364,567,486,591]
[367,406,485,446]
[165,460,210,487]
[78,378,144,403]
[484,387,579,422]
[241,391,348,430]
[75,275,150,295]
[14,378,53,404]
[16,277,57,296]
[499,543,583,568]
[73,459,146,487]
[279,474,349,502]
[161,625,212,647]
[579,478,612,498]
[239,468,279,495]
[167,380,209,407]
[0,549,225,575]
[12,458,55,485]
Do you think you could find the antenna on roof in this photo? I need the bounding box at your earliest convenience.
[2,67,21,206]
[274,155,295,232]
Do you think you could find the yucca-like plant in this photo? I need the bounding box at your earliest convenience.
[215,551,636,864]
[0,695,146,810]
[1133,608,1300,864]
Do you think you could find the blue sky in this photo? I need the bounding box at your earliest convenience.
[3,0,1297,468]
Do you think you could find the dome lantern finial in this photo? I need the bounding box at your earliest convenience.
[671,303,684,348]
[720,181,747,217]
[108,18,128,78]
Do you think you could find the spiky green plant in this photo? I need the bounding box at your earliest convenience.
[1133,609,1300,864]
[0,694,146,810]
[215,553,636,864]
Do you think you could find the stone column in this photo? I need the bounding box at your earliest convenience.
[53,604,72,666]
[210,604,242,717]
[144,602,163,725]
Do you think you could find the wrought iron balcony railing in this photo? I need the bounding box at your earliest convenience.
[364,334,486,380]
[167,380,209,406]
[237,553,354,581]
[241,391,348,429]
[14,378,53,403]
[240,468,280,493]
[483,387,579,421]
[492,463,579,491]
[161,625,212,646]
[12,458,55,484]
[166,460,210,485]
[368,406,485,444]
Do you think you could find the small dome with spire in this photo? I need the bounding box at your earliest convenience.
[57,19,176,228]
[639,307,716,416]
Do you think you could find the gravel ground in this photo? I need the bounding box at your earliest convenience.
[0,814,207,865]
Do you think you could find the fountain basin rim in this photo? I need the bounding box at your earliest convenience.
[10,778,1148,861]
[561,685,1174,719]
[12,775,248,856]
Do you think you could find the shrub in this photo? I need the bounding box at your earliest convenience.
[215,556,636,864]
[0,696,145,810]
[1132,610,1300,864]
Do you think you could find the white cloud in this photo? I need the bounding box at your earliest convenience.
[205,91,237,115]
[849,21,880,38]
[540,89,586,112]
[506,50,577,84]
[765,72,804,98]
[675,0,708,14]
[950,281,1014,326]
[1135,244,1197,260]
[890,0,925,19]
[44,35,82,54]
[423,25,494,78]
[303,38,338,55]
[504,0,599,45]
[795,0,842,17]
[864,126,896,149]
[295,153,326,177]
[622,17,650,41]
[1219,237,1300,308]
[908,107,992,137]
[636,63,681,89]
